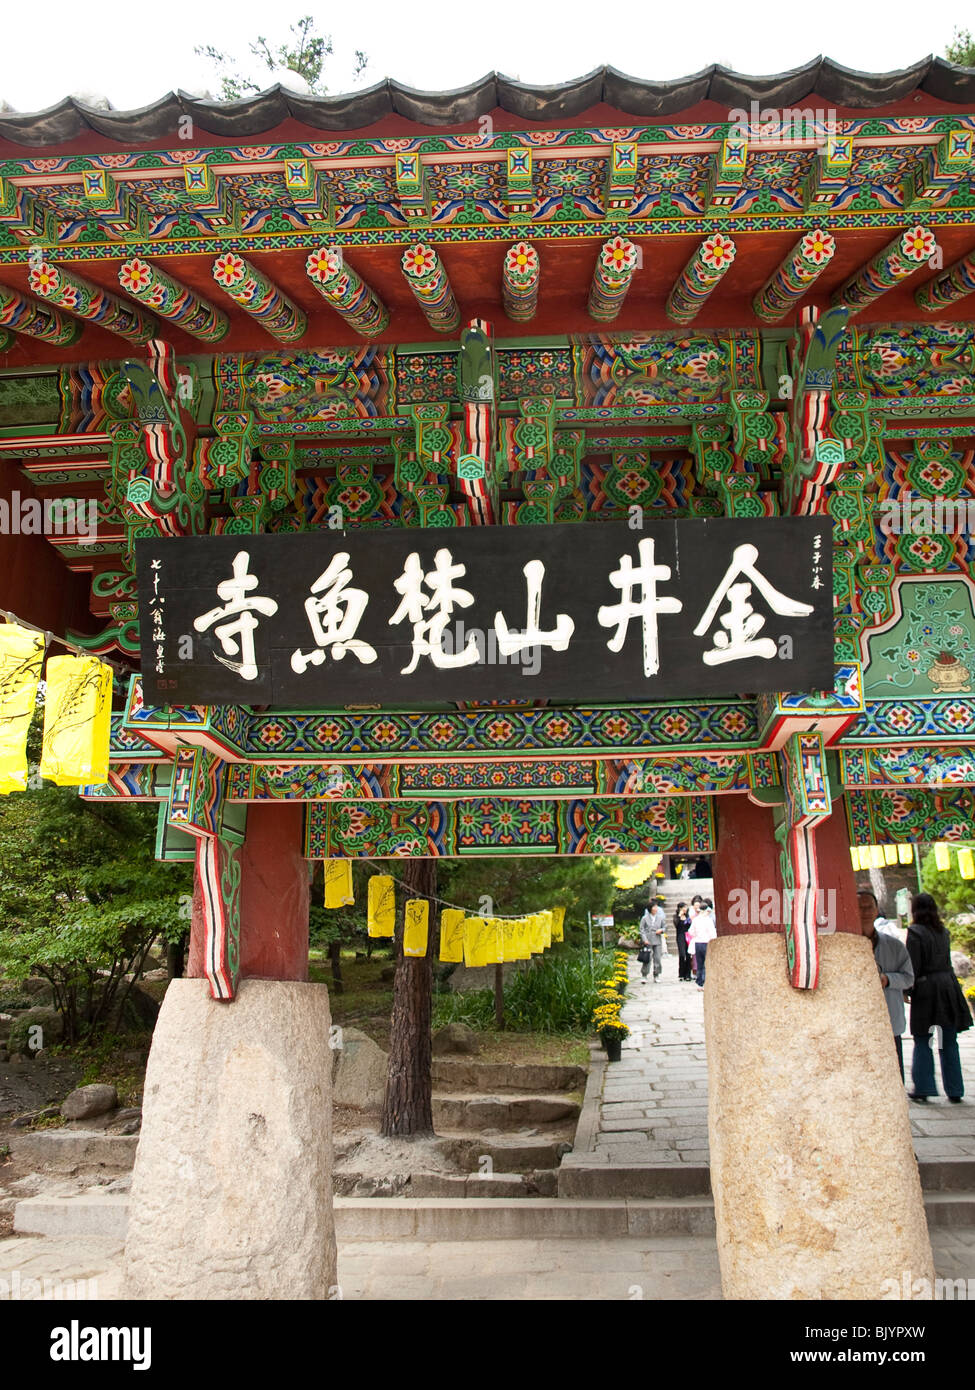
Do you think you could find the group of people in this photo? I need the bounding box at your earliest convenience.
[638,896,716,989]
[859,888,972,1102]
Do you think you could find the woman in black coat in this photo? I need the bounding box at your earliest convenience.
[674,903,691,982]
[906,893,972,1102]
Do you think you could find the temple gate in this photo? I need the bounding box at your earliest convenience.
[4,59,975,1295]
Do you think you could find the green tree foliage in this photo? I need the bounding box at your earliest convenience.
[433,945,616,1033]
[0,756,191,1041]
[947,28,975,65]
[195,16,367,100]
[921,846,975,953]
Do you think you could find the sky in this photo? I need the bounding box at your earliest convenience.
[0,0,970,112]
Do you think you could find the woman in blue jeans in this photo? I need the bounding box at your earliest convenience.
[906,893,972,1102]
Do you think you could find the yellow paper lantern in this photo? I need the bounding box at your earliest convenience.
[39,655,112,786]
[0,625,44,794]
[959,848,975,881]
[324,858,354,908]
[403,899,429,956]
[883,845,898,866]
[935,843,952,872]
[868,845,885,869]
[529,913,546,954]
[463,916,486,967]
[850,847,861,871]
[540,910,553,949]
[502,916,518,961]
[898,844,913,866]
[367,874,395,936]
[486,918,504,965]
[439,907,466,962]
[552,907,566,942]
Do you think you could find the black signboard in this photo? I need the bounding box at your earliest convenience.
[136,519,833,707]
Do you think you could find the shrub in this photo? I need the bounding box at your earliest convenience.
[432,947,616,1034]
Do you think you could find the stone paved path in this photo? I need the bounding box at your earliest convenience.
[591,948,975,1164]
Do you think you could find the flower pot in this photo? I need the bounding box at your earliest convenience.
[605,1038,623,1062]
[927,655,971,693]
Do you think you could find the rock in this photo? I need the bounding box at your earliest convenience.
[0,1017,10,1042]
[380,966,396,982]
[10,1105,60,1128]
[432,1022,480,1055]
[7,1007,62,1055]
[332,1027,388,1111]
[23,977,55,1002]
[111,1107,143,1127]
[61,1083,118,1121]
[106,1108,142,1136]
[8,1053,25,1068]
[109,984,159,1032]
[120,1049,148,1067]
[0,1049,8,1063]
[951,950,974,977]
[123,977,336,1301]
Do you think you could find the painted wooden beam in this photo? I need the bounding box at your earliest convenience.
[28,259,159,344]
[401,243,460,333]
[211,252,306,342]
[832,225,938,315]
[915,248,975,313]
[502,241,540,322]
[0,282,81,346]
[752,228,836,322]
[666,233,737,324]
[304,246,388,337]
[588,237,640,321]
[118,258,229,342]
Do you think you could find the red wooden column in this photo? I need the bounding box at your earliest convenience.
[712,793,859,936]
[0,467,94,634]
[187,803,309,984]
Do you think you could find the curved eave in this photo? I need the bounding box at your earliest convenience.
[2,57,975,145]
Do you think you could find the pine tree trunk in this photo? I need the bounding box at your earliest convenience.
[380,857,436,1137]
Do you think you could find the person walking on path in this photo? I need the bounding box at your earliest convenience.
[692,898,716,988]
[858,888,914,1082]
[906,892,973,1103]
[639,897,666,982]
[674,902,692,982]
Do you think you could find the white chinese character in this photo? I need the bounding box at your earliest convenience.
[598,538,683,677]
[389,549,480,673]
[494,560,574,658]
[193,550,278,681]
[291,552,378,674]
[694,542,814,666]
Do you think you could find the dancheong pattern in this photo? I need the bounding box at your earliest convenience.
[303,795,715,857]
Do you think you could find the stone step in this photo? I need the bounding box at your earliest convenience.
[431,1061,586,1094]
[438,1133,570,1171]
[16,1188,975,1243]
[9,1130,138,1173]
[558,1159,711,1199]
[920,1193,975,1225]
[15,1193,130,1240]
[410,1171,558,1198]
[432,1094,580,1130]
[558,1156,975,1200]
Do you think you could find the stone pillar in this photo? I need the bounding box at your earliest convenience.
[705,933,933,1299]
[127,807,333,1300]
[123,978,336,1300]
